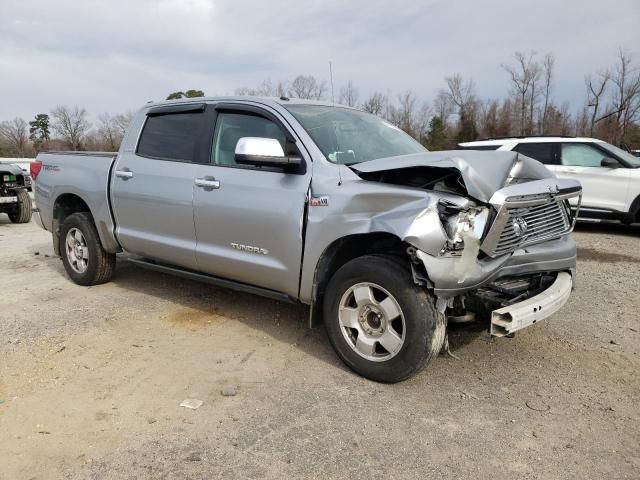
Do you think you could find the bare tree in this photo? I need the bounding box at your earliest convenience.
[113,112,133,138]
[540,54,555,134]
[528,62,541,133]
[433,90,454,127]
[610,49,640,143]
[97,113,123,151]
[50,105,91,151]
[0,118,29,156]
[386,90,430,141]
[361,92,387,116]
[290,75,326,100]
[478,99,500,138]
[585,70,610,136]
[444,73,475,111]
[502,52,540,135]
[443,74,479,142]
[575,106,590,137]
[338,80,359,107]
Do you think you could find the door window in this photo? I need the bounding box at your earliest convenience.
[137,111,207,162]
[560,143,605,167]
[212,112,287,167]
[515,143,556,164]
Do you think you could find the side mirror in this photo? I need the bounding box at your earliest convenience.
[601,157,620,168]
[234,137,301,169]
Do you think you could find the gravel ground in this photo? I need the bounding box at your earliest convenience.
[0,216,638,479]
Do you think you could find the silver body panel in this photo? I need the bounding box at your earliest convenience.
[192,163,310,298]
[34,96,581,310]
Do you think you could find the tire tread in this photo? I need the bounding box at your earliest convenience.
[8,190,32,223]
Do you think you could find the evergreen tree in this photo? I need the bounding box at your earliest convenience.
[29,113,50,151]
[166,90,205,100]
[427,116,448,150]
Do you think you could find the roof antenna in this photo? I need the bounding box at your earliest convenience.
[329,61,335,104]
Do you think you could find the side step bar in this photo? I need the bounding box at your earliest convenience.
[127,257,297,304]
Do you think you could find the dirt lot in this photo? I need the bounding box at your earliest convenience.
[0,216,638,480]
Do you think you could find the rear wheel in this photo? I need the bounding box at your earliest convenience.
[60,212,116,286]
[323,255,446,383]
[8,190,32,223]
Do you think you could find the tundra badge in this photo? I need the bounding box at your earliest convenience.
[231,243,269,255]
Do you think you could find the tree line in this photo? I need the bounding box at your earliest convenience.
[0,108,133,157]
[1,48,638,157]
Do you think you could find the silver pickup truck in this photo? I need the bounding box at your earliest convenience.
[33,97,582,382]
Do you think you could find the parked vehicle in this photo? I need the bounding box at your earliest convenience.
[0,163,32,223]
[33,98,582,382]
[459,136,640,224]
[0,159,34,191]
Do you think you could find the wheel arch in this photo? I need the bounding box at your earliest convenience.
[628,193,640,223]
[308,232,411,327]
[51,193,94,256]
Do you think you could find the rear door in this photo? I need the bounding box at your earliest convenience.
[192,104,311,297]
[110,103,213,270]
[554,142,630,213]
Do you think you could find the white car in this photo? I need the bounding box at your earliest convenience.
[459,137,640,224]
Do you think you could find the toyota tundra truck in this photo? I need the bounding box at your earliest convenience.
[32,97,582,382]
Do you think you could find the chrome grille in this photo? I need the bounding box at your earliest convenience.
[481,195,577,258]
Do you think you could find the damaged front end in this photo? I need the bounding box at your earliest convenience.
[351,150,582,336]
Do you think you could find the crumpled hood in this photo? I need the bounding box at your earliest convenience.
[350,150,553,203]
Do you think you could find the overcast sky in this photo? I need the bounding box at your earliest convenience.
[0,0,638,122]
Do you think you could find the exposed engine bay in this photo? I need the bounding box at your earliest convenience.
[355,166,469,198]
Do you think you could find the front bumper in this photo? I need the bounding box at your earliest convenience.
[417,235,577,297]
[0,196,18,204]
[490,272,573,337]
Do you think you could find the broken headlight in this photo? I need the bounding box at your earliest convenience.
[438,200,489,256]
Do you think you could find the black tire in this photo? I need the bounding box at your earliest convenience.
[8,190,32,223]
[323,255,446,383]
[60,212,116,286]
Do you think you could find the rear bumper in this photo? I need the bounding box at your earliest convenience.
[490,271,573,337]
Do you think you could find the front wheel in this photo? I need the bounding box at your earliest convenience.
[323,255,446,383]
[60,212,116,286]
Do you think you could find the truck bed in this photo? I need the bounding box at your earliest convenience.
[34,151,120,253]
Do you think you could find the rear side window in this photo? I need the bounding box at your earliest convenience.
[515,143,556,164]
[137,112,206,162]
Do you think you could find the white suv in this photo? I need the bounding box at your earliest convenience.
[459,137,640,224]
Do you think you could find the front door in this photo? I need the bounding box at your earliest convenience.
[193,106,310,297]
[110,104,212,270]
[553,142,630,213]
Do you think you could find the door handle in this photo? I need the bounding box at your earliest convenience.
[195,176,220,189]
[115,169,134,179]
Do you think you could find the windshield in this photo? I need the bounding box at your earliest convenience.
[284,104,427,164]
[600,141,640,167]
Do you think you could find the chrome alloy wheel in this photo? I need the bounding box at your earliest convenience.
[65,228,89,274]
[338,282,406,362]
